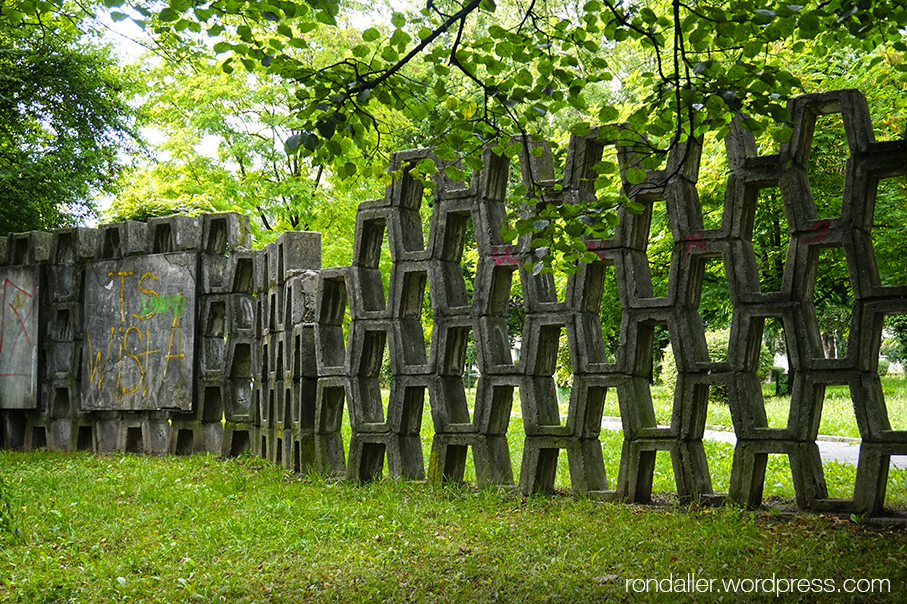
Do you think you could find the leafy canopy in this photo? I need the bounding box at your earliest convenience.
[3,0,906,263]
[0,19,140,234]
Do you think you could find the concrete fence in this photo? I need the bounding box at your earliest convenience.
[2,88,906,515]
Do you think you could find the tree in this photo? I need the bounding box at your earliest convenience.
[143,0,907,271]
[108,20,418,266]
[4,0,905,257]
[0,19,140,234]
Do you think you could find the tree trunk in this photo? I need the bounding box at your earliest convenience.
[821,332,837,359]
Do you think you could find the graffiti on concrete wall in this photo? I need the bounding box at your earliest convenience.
[0,267,40,409]
[81,253,198,411]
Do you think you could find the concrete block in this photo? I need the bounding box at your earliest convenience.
[199,336,227,378]
[97,221,147,258]
[427,375,474,433]
[147,215,202,253]
[222,421,255,457]
[348,266,388,319]
[276,230,322,277]
[230,251,264,295]
[427,433,512,485]
[567,438,610,494]
[44,339,79,380]
[430,316,479,377]
[387,207,431,263]
[386,376,429,435]
[473,375,521,435]
[519,376,571,437]
[0,265,41,410]
[224,377,255,422]
[348,377,388,432]
[202,254,233,294]
[285,272,319,326]
[0,410,27,449]
[314,268,351,376]
[47,265,84,303]
[9,231,52,264]
[518,436,569,495]
[203,212,252,255]
[520,314,569,377]
[477,316,520,376]
[91,413,118,453]
[471,259,518,317]
[44,379,78,419]
[390,319,432,375]
[352,208,389,268]
[350,321,389,378]
[51,227,98,263]
[23,415,50,451]
[80,252,198,412]
[346,432,391,482]
[197,380,226,423]
[428,260,472,316]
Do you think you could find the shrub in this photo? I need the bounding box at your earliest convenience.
[878,357,890,377]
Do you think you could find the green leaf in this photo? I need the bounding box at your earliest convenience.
[285,133,302,152]
[315,10,336,25]
[109,11,129,21]
[625,167,646,185]
[391,11,406,28]
[773,126,793,143]
[362,28,381,42]
[445,166,465,181]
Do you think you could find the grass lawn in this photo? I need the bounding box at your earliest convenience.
[2,451,906,603]
[2,378,906,602]
[599,376,907,439]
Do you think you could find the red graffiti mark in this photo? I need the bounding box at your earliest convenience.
[585,239,610,260]
[0,279,37,359]
[804,219,831,244]
[491,245,520,266]
[684,230,707,258]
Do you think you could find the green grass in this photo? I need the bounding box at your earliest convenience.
[1,451,906,603]
[367,386,907,505]
[598,376,907,440]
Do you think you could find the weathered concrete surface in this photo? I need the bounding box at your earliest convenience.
[0,266,41,409]
[81,253,198,411]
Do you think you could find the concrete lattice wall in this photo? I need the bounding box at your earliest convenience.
[2,88,906,515]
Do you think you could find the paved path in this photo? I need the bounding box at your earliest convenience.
[601,417,907,469]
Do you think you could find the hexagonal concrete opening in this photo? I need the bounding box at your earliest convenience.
[699,132,731,232]
[478,263,523,373]
[735,315,792,430]
[574,260,621,368]
[753,188,789,294]
[435,209,477,311]
[759,453,797,501]
[696,256,732,341]
[393,268,431,371]
[391,160,434,257]
[808,114,847,220]
[872,177,907,288]
[811,245,852,360]
[878,313,907,432]
[645,201,672,299]
[353,217,391,313]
